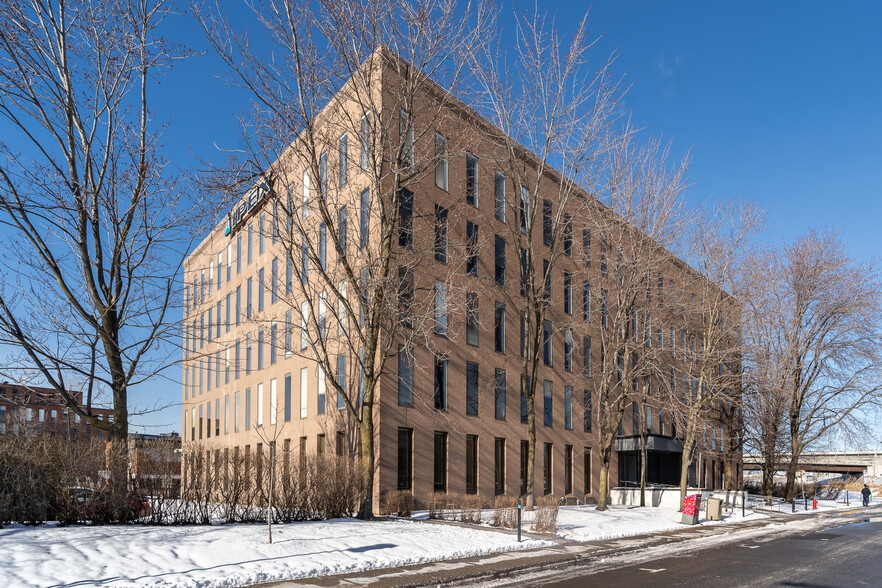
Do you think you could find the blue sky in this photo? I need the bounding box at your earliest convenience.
[129,1,882,435]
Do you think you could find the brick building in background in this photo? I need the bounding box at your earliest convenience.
[0,383,114,441]
[182,49,742,510]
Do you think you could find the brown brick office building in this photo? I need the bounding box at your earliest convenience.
[181,51,741,510]
[0,383,114,441]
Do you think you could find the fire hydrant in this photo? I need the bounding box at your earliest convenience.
[812,498,818,510]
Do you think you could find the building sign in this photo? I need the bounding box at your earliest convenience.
[226,181,270,237]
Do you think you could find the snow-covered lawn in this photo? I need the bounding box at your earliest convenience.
[0,518,552,587]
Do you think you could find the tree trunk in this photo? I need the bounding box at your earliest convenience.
[783,453,799,503]
[357,413,375,519]
[762,460,775,497]
[678,429,696,512]
[596,447,611,511]
[268,441,275,544]
[639,407,647,507]
[525,402,537,510]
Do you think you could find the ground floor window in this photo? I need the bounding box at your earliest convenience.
[565,445,573,494]
[465,435,478,494]
[543,442,553,494]
[494,438,505,495]
[397,428,413,490]
[584,448,591,494]
[434,431,447,492]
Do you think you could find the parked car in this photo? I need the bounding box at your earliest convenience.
[66,488,152,523]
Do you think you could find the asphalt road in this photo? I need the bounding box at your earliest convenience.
[538,515,882,588]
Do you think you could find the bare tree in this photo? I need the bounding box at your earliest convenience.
[467,8,623,509]
[666,200,763,507]
[0,0,188,506]
[741,229,882,502]
[195,0,491,518]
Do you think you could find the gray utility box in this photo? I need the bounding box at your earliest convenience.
[706,497,723,521]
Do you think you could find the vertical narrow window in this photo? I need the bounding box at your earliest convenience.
[270,379,277,425]
[397,267,414,328]
[246,278,252,318]
[319,223,327,270]
[337,280,347,336]
[319,291,327,340]
[494,302,506,353]
[360,189,370,249]
[286,254,292,295]
[660,409,666,436]
[248,223,254,263]
[494,369,506,420]
[317,366,326,415]
[435,133,448,190]
[465,434,478,494]
[302,169,310,217]
[318,151,327,197]
[632,402,639,434]
[520,248,528,296]
[235,286,241,325]
[584,449,591,493]
[600,238,607,276]
[542,320,552,366]
[259,212,265,254]
[234,391,240,432]
[271,258,278,304]
[564,329,573,373]
[245,387,252,430]
[434,280,448,335]
[434,432,447,492]
[397,428,413,490]
[245,333,252,375]
[225,347,230,383]
[542,200,552,245]
[646,404,653,434]
[564,272,572,314]
[257,327,264,370]
[563,214,572,256]
[398,189,413,248]
[237,234,242,274]
[583,390,592,432]
[582,228,591,268]
[466,222,478,276]
[671,326,676,358]
[434,205,448,263]
[521,376,530,423]
[272,199,279,244]
[207,308,213,343]
[225,293,231,332]
[466,293,479,346]
[543,442,553,494]
[284,373,292,422]
[542,259,551,302]
[520,440,529,494]
[494,235,505,286]
[495,438,506,495]
[270,321,277,365]
[564,445,573,494]
[583,336,592,377]
[336,354,346,411]
[583,282,591,321]
[466,153,478,207]
[300,301,309,350]
[543,380,553,427]
[601,289,608,329]
[466,361,479,416]
[565,386,573,430]
[338,133,348,188]
[234,340,240,380]
[434,355,448,411]
[360,114,371,170]
[494,172,505,221]
[285,310,292,357]
[400,109,413,169]
[300,367,308,418]
[208,261,213,296]
[519,186,530,233]
[338,205,347,255]
[398,345,414,407]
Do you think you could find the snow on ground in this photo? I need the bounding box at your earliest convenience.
[553,504,768,542]
[0,518,552,588]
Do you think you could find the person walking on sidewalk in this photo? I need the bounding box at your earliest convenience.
[861,484,872,506]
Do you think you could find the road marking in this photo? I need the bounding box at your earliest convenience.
[740,545,760,549]
[639,568,666,573]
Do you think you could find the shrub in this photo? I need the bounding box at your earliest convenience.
[492,495,518,528]
[381,490,413,517]
[460,494,483,524]
[442,493,460,521]
[426,492,445,519]
[531,495,559,534]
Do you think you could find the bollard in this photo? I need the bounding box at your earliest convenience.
[804,494,808,511]
[846,491,849,506]
[742,491,746,518]
[517,496,522,542]
[792,500,795,513]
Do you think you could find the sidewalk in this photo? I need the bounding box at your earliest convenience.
[269,505,878,587]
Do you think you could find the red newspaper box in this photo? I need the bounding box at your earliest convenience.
[681,494,701,525]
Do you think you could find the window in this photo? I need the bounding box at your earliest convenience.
[319,222,327,270]
[646,404,653,434]
[565,386,573,430]
[543,442,553,494]
[225,347,230,383]
[434,432,447,492]
[400,109,413,169]
[207,308,213,343]
[659,409,666,436]
[317,366,326,415]
[543,380,553,427]
[601,289,608,329]
[208,261,214,296]
[434,355,448,410]
[300,367,308,418]
[246,277,253,318]
[600,238,607,276]
[563,272,572,314]
[301,169,310,217]
[583,390,592,432]
[337,280,347,336]
[671,326,676,358]
[235,286,241,325]
[300,301,309,351]
[398,267,414,328]
[257,327,264,370]
[520,440,529,494]
[285,310,292,357]
[236,235,242,274]
[243,388,251,430]
[632,402,639,435]
[434,205,448,263]
[319,151,327,196]
[435,133,448,190]
[563,214,573,256]
[259,213,265,254]
[466,361,479,416]
[495,438,506,495]
[494,302,506,353]
[494,369,506,420]
[398,189,413,248]
[272,200,279,244]
[248,223,254,263]
[284,374,292,422]
[270,379,278,425]
[564,329,573,372]
[398,346,414,407]
[258,268,265,312]
[234,391,240,432]
[338,133,348,188]
[301,236,309,282]
[542,199,552,245]
[466,221,478,276]
[235,340,240,379]
[257,383,264,427]
[494,172,505,221]
[494,235,505,286]
[319,291,327,340]
[519,186,530,232]
[542,320,552,366]
[360,189,370,249]
[225,293,231,332]
[521,376,529,423]
[434,280,448,335]
[465,434,478,494]
[336,354,346,411]
[520,248,528,296]
[542,259,551,302]
[397,428,413,490]
[466,293,479,346]
[582,336,592,377]
[270,321,278,365]
[466,153,478,207]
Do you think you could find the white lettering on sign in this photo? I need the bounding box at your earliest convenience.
[226,182,270,236]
